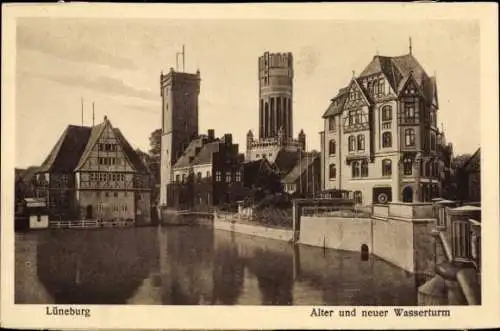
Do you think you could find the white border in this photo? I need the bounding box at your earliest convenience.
[2,3,499,329]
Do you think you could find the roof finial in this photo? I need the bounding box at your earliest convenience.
[409,36,412,55]
[376,47,379,56]
[352,70,355,78]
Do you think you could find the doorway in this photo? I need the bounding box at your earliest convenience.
[402,186,413,203]
[361,244,369,261]
[85,205,93,219]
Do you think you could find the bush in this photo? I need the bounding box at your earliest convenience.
[255,193,292,211]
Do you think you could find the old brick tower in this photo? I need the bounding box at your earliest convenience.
[159,67,201,206]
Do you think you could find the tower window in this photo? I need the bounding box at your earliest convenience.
[329,139,336,155]
[382,159,392,176]
[382,132,392,148]
[329,164,336,179]
[348,135,356,152]
[352,161,360,178]
[403,157,413,175]
[361,160,368,177]
[328,117,336,131]
[381,105,392,121]
[357,135,365,151]
[404,102,416,119]
[405,129,416,146]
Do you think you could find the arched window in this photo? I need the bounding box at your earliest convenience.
[382,159,392,176]
[382,132,392,148]
[329,164,336,179]
[403,156,413,175]
[361,160,368,177]
[329,139,336,155]
[357,135,365,150]
[352,161,360,178]
[381,105,392,121]
[405,128,416,146]
[197,172,202,182]
[348,135,356,152]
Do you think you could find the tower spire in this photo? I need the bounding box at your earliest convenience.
[409,37,412,55]
[92,101,95,126]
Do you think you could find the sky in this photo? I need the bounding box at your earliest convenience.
[15,18,480,168]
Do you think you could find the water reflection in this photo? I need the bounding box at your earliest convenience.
[16,222,418,305]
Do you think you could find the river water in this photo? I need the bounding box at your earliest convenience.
[15,224,419,305]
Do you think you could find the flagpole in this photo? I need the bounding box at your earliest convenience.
[81,98,84,126]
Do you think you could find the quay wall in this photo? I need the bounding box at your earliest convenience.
[213,214,293,242]
[372,217,415,273]
[299,216,372,253]
[300,214,436,274]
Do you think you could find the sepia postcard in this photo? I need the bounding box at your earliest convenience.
[1,2,499,330]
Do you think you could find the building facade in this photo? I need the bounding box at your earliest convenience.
[167,131,246,210]
[246,52,306,162]
[160,68,201,206]
[320,48,450,205]
[34,116,152,225]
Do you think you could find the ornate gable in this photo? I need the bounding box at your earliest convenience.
[75,118,136,172]
[398,74,423,98]
[344,79,370,110]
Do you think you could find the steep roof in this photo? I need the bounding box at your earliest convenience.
[463,148,480,173]
[323,87,350,118]
[173,136,209,168]
[74,122,107,170]
[334,53,436,109]
[282,154,318,184]
[38,120,148,174]
[38,125,92,173]
[113,128,151,174]
[192,142,220,165]
[273,150,301,176]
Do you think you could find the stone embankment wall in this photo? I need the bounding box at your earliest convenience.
[213,213,293,242]
[298,203,436,274]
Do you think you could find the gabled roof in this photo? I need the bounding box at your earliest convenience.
[273,150,301,176]
[173,136,209,168]
[74,121,107,170]
[192,142,220,165]
[38,119,149,174]
[463,148,480,172]
[113,128,151,174]
[282,154,318,184]
[38,125,92,173]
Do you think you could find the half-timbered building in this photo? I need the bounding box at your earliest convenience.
[34,116,152,225]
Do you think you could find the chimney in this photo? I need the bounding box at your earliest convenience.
[208,129,215,141]
[223,134,233,145]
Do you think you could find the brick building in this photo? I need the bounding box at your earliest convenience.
[34,116,152,225]
[167,131,246,210]
[320,45,452,205]
[159,68,201,207]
